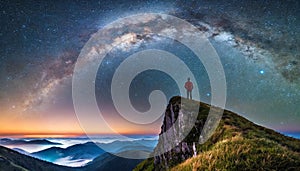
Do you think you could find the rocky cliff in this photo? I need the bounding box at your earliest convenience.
[135,96,300,170]
[152,96,222,170]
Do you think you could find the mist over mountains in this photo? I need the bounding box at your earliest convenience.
[0,136,157,167]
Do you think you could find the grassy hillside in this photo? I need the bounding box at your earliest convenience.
[172,136,300,170]
[0,146,78,171]
[135,96,300,170]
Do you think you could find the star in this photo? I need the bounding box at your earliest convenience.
[259,70,265,74]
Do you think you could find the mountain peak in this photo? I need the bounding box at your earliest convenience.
[135,96,300,170]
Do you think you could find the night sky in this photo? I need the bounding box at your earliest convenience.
[0,0,299,136]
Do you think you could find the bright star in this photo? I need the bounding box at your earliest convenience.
[259,70,265,74]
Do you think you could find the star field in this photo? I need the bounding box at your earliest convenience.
[0,0,299,135]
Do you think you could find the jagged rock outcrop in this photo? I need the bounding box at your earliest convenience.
[153,96,220,170]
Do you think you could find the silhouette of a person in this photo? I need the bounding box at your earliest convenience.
[185,77,193,99]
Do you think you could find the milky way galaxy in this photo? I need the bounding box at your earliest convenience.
[0,0,299,136]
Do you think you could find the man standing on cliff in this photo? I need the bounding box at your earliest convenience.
[184,77,193,100]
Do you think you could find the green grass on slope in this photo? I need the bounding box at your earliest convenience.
[172,136,300,171]
[134,158,155,171]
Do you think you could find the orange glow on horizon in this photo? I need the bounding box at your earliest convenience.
[0,133,84,138]
[0,129,160,137]
[0,131,159,138]
[0,109,161,137]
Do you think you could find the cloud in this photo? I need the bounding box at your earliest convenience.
[54,156,92,167]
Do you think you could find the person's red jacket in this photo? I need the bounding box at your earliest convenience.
[185,81,193,91]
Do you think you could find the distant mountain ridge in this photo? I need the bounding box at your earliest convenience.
[0,138,62,145]
[0,137,157,170]
[0,145,147,171]
[31,139,156,165]
[31,142,106,163]
[135,96,300,170]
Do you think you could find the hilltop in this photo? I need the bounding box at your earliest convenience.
[135,96,300,170]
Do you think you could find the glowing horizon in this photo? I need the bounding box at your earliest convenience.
[1,102,299,137]
[0,109,161,136]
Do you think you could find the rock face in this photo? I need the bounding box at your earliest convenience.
[153,96,219,170]
[134,96,300,171]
